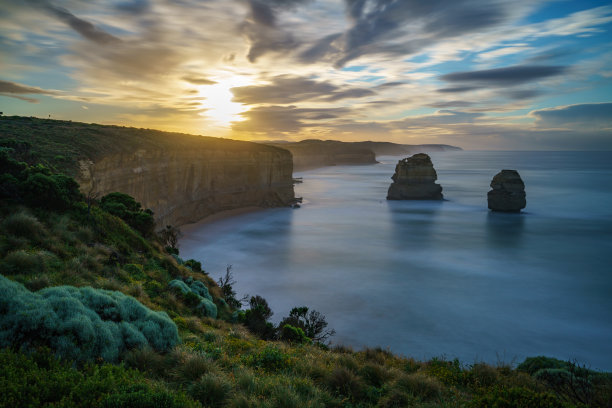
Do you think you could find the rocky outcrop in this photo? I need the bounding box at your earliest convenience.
[386,153,443,200]
[78,145,295,227]
[487,170,526,212]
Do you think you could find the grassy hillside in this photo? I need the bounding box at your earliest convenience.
[0,116,287,177]
[1,130,610,407]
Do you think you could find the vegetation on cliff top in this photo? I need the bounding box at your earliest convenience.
[0,115,289,178]
[1,130,610,407]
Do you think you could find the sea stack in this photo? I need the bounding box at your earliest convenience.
[487,170,526,212]
[386,153,443,200]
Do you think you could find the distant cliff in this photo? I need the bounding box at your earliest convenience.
[264,140,461,171]
[264,140,378,171]
[0,117,295,227]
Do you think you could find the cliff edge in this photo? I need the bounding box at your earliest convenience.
[0,116,295,227]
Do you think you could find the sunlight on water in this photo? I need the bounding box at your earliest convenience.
[181,151,612,370]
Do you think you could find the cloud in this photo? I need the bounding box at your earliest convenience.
[0,79,58,102]
[231,75,374,104]
[182,76,217,85]
[428,101,474,108]
[531,103,612,129]
[299,0,513,67]
[43,4,121,44]
[393,110,485,128]
[241,0,313,62]
[440,65,567,86]
[115,0,151,14]
[232,104,350,134]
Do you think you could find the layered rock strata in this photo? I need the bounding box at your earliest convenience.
[0,118,296,227]
[487,170,526,212]
[386,153,443,200]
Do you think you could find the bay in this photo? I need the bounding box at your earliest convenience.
[180,151,612,370]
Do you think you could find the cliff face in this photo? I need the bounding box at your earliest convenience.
[265,140,378,171]
[0,117,295,228]
[78,146,295,227]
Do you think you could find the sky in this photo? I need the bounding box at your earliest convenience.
[1,0,611,150]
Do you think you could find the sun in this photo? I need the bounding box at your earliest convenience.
[197,76,251,126]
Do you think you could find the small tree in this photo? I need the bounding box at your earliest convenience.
[278,306,335,344]
[240,295,276,340]
[217,265,247,309]
[159,225,181,254]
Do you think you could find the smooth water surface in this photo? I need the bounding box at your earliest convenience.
[181,151,612,370]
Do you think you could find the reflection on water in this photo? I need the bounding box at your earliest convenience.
[181,151,612,370]
[485,212,525,248]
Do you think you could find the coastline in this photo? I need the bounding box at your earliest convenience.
[180,206,269,233]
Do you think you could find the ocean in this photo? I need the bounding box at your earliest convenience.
[180,151,612,370]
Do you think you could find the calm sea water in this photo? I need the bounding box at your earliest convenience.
[180,151,612,370]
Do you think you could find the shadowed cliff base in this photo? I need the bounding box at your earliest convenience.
[0,116,295,227]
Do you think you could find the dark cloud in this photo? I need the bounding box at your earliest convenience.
[232,105,349,133]
[300,0,510,66]
[440,65,567,86]
[44,4,121,44]
[506,89,541,100]
[531,103,612,129]
[437,86,479,93]
[115,0,151,14]
[428,101,474,108]
[0,80,57,102]
[231,75,374,104]
[394,110,484,128]
[0,79,56,95]
[322,88,375,102]
[242,0,312,62]
[182,76,217,85]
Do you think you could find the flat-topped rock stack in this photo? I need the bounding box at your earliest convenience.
[386,153,443,200]
[487,170,526,212]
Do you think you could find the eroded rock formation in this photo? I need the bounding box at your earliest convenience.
[386,153,443,200]
[487,170,526,212]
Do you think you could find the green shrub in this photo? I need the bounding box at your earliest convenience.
[469,363,500,388]
[100,192,155,237]
[394,372,443,401]
[245,346,290,372]
[279,324,311,344]
[517,356,569,375]
[169,278,217,318]
[188,372,232,407]
[470,386,561,408]
[123,264,146,280]
[359,362,389,388]
[22,171,83,210]
[327,366,365,400]
[184,259,202,273]
[101,384,192,408]
[1,249,44,274]
[1,211,45,242]
[0,275,179,362]
[0,348,197,408]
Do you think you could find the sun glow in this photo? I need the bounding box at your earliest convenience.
[197,76,251,126]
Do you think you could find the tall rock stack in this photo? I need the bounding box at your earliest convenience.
[487,170,526,212]
[386,153,443,200]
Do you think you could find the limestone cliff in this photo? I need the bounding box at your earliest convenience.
[78,146,294,227]
[0,117,295,227]
[264,140,378,171]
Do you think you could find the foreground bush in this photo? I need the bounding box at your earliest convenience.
[0,348,197,408]
[0,275,179,361]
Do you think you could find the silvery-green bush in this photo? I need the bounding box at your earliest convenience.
[0,274,179,362]
[169,278,217,318]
